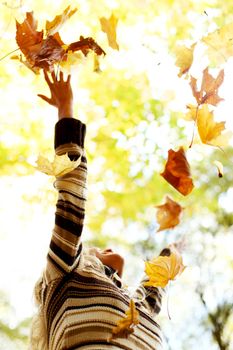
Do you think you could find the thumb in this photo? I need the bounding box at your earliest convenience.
[37,94,52,104]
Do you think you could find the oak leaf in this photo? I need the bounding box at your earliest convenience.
[100,14,119,50]
[144,244,186,288]
[202,22,233,65]
[155,196,183,232]
[174,43,196,77]
[161,147,194,196]
[111,300,139,339]
[46,6,78,36]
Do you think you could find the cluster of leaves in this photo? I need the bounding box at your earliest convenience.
[12,6,121,73]
[153,23,233,237]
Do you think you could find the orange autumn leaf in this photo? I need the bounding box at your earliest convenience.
[46,6,77,36]
[100,14,119,50]
[161,147,194,196]
[144,244,186,288]
[155,196,183,232]
[190,67,224,106]
[196,104,227,146]
[111,300,139,339]
[15,11,105,72]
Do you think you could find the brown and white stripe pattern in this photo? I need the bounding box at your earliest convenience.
[42,118,164,350]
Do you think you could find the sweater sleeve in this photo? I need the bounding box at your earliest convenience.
[45,118,87,283]
[132,277,164,317]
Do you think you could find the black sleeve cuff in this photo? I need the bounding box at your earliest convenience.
[54,118,86,149]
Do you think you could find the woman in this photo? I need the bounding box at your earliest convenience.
[31,71,164,350]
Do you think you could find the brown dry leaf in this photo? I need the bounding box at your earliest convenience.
[100,13,119,50]
[196,104,227,146]
[15,12,105,72]
[144,244,186,288]
[16,12,43,58]
[190,67,224,106]
[202,22,233,65]
[46,6,77,36]
[155,196,183,232]
[174,43,196,77]
[111,300,139,339]
[161,147,194,196]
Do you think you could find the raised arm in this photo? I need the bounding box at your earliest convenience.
[39,71,87,282]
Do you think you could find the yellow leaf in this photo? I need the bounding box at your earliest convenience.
[35,153,81,177]
[46,6,77,36]
[202,22,233,65]
[144,245,185,288]
[100,14,119,50]
[155,196,183,232]
[111,300,139,339]
[185,104,198,121]
[196,104,228,146]
[174,43,196,77]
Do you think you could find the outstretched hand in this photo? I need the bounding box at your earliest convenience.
[38,70,73,119]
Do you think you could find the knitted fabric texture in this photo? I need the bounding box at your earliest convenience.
[42,118,164,350]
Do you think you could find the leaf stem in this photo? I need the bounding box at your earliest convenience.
[0,47,20,62]
[189,104,199,148]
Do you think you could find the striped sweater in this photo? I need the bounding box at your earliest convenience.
[42,118,164,350]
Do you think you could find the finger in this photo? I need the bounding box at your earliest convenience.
[67,74,71,84]
[59,71,64,82]
[43,70,52,86]
[51,70,57,82]
[37,94,52,104]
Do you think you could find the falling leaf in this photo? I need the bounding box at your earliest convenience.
[155,196,183,232]
[214,160,223,178]
[16,12,43,59]
[174,43,196,77]
[35,153,81,177]
[202,22,233,65]
[100,14,119,50]
[15,11,105,72]
[144,244,186,288]
[190,67,224,106]
[196,104,227,146]
[46,6,77,36]
[161,147,194,196]
[111,300,139,339]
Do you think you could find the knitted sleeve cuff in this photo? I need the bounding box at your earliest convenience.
[54,118,86,149]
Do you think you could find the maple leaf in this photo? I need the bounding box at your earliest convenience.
[196,104,228,146]
[16,12,43,57]
[46,6,77,36]
[100,14,119,50]
[144,244,186,288]
[155,196,183,232]
[202,22,233,65]
[15,11,105,72]
[190,67,224,106]
[111,300,139,339]
[35,153,81,177]
[161,147,194,196]
[174,43,196,77]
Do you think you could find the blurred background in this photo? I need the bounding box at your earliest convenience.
[0,0,232,349]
